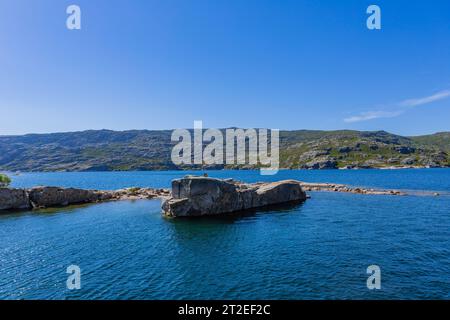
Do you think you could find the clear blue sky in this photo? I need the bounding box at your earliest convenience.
[1,0,449,136]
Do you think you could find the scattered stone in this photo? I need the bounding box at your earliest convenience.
[298,182,405,196]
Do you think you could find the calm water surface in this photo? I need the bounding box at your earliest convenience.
[1,169,449,299]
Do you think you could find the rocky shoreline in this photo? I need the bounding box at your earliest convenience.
[0,186,170,211]
[0,176,414,214]
[299,182,405,195]
[161,176,409,217]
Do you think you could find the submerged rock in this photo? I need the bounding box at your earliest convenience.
[162,176,307,217]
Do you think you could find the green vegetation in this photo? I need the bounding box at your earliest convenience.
[410,132,450,152]
[0,173,11,187]
[278,130,450,169]
[0,129,449,171]
[127,187,141,195]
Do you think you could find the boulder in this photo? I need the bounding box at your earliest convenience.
[301,157,338,169]
[394,146,416,154]
[0,188,30,210]
[401,157,416,165]
[361,159,383,167]
[162,176,307,217]
[27,186,108,208]
[298,150,331,163]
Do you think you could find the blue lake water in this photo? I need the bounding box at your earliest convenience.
[1,169,450,299]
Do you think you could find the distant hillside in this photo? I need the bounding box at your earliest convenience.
[410,132,450,152]
[0,129,449,171]
[279,130,449,169]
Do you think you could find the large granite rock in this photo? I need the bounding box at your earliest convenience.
[162,176,307,217]
[0,186,170,212]
[27,187,109,208]
[0,188,31,210]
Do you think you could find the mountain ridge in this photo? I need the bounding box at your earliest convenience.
[0,129,449,172]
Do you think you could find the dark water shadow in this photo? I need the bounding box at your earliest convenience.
[163,200,307,246]
[0,199,159,220]
[165,199,307,224]
[0,202,99,220]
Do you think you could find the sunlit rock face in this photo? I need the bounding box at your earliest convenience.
[27,187,107,208]
[0,188,30,210]
[162,176,307,217]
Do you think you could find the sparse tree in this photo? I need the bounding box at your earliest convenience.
[0,174,11,188]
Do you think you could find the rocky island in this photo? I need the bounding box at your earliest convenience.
[0,176,408,214]
[162,176,308,217]
[161,176,406,217]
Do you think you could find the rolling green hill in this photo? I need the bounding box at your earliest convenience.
[410,132,450,152]
[0,129,449,171]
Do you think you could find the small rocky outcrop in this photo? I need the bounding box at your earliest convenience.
[301,157,338,170]
[162,176,307,217]
[108,187,170,201]
[28,187,110,208]
[394,146,416,154]
[298,150,330,162]
[299,182,404,196]
[401,157,416,165]
[0,188,30,210]
[361,159,384,168]
[0,186,170,212]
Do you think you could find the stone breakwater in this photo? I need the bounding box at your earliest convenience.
[0,186,170,211]
[162,176,308,217]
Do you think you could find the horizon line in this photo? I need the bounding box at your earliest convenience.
[1,128,449,138]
